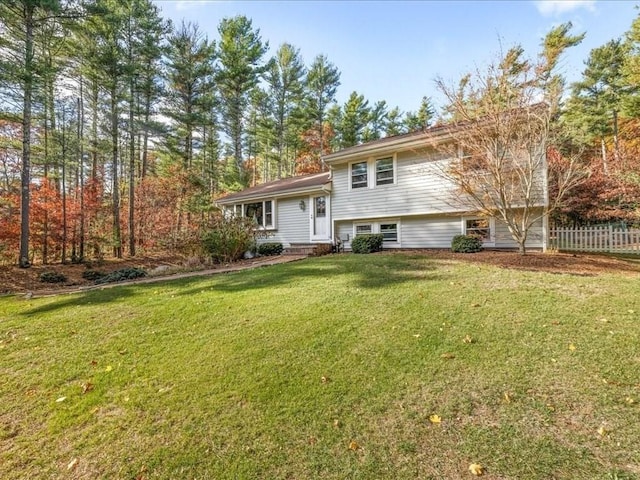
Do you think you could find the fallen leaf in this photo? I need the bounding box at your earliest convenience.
[463,335,474,344]
[321,375,330,384]
[105,365,112,372]
[308,436,317,445]
[333,419,340,429]
[81,383,94,394]
[628,310,635,314]
[568,343,576,351]
[348,440,359,451]
[441,352,455,359]
[471,303,481,308]
[597,426,607,436]
[118,350,127,355]
[625,397,635,405]
[56,396,66,403]
[469,463,484,476]
[413,334,421,338]
[429,414,442,424]
[90,360,98,366]
[503,392,512,403]
[67,458,78,471]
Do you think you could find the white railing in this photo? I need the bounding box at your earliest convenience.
[550,226,640,254]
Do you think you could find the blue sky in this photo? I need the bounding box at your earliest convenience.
[153,0,637,114]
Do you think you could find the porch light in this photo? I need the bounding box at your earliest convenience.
[299,200,306,211]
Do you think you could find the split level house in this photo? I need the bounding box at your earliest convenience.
[217,123,548,252]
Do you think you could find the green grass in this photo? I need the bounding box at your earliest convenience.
[1,253,639,479]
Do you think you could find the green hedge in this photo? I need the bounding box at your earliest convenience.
[39,271,67,283]
[257,242,283,256]
[451,234,483,253]
[351,234,384,254]
[94,268,147,284]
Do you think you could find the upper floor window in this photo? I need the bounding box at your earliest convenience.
[351,162,368,189]
[376,157,394,185]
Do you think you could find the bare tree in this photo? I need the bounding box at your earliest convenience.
[431,25,588,255]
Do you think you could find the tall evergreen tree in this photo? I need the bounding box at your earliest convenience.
[337,91,369,148]
[404,96,435,131]
[0,0,63,267]
[564,39,626,171]
[266,43,305,179]
[164,22,215,169]
[305,54,340,165]
[216,15,268,182]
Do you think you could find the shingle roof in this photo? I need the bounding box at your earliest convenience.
[217,171,331,204]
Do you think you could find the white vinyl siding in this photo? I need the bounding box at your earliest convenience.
[333,150,461,220]
[256,197,309,246]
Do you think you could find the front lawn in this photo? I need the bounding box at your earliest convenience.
[1,253,639,479]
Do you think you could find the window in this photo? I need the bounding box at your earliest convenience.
[355,224,372,235]
[380,223,398,242]
[353,220,400,245]
[376,157,394,185]
[351,161,368,189]
[234,200,275,228]
[465,218,491,241]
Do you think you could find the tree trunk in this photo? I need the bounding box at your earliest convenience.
[601,137,608,176]
[77,93,85,261]
[19,3,34,268]
[61,106,67,263]
[111,86,122,258]
[128,77,136,256]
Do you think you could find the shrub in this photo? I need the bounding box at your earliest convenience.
[451,234,483,253]
[257,242,283,256]
[202,216,257,263]
[312,243,333,257]
[351,234,384,254]
[82,270,105,281]
[39,271,67,283]
[95,268,147,285]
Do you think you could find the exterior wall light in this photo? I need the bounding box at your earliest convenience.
[299,200,306,211]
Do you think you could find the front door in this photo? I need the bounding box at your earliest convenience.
[310,195,329,240]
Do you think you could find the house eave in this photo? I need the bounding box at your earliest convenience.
[216,183,330,205]
[323,130,452,165]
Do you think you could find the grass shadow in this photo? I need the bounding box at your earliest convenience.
[21,255,447,316]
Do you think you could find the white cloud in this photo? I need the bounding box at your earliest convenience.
[534,0,596,16]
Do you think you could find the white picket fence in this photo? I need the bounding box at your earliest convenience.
[550,226,640,254]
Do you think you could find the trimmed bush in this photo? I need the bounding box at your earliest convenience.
[351,234,384,254]
[451,234,483,253]
[82,270,105,281]
[257,242,283,256]
[95,268,147,285]
[39,271,67,283]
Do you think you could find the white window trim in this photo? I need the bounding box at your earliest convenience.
[349,160,369,191]
[352,219,401,245]
[232,199,277,230]
[348,154,397,190]
[461,216,495,246]
[375,154,397,187]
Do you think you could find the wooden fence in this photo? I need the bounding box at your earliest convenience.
[549,226,640,254]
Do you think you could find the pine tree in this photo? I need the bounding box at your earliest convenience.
[217,15,268,182]
[305,54,340,165]
[266,43,305,179]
